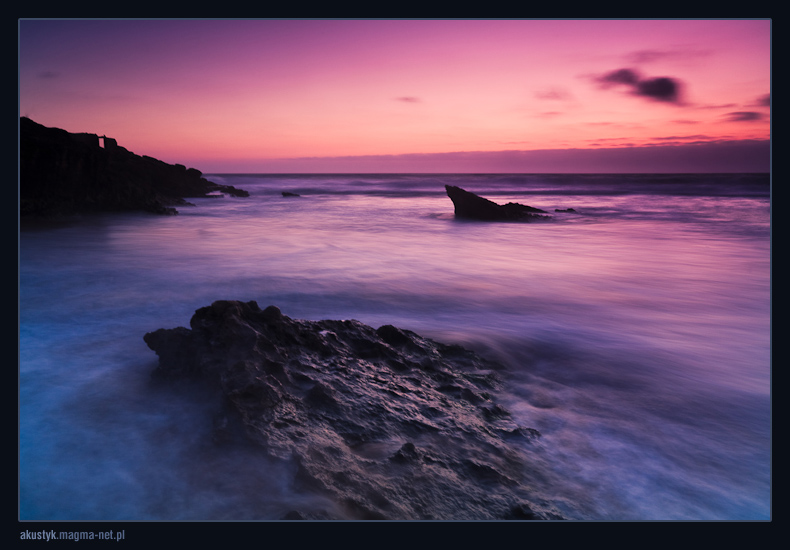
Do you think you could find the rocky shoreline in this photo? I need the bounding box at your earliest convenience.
[144,300,564,520]
[20,117,249,217]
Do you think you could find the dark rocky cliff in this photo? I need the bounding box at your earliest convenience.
[20,117,248,216]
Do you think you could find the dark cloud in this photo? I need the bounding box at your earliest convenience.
[395,96,420,103]
[594,67,683,105]
[756,94,770,107]
[635,77,681,103]
[723,111,763,122]
[597,68,640,87]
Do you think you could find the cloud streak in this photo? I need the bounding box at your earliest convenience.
[652,134,713,141]
[534,88,572,101]
[723,111,763,122]
[624,48,711,65]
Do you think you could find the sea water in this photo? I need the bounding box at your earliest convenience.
[18,173,771,520]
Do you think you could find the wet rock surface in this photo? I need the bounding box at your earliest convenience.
[20,117,249,216]
[445,185,550,221]
[144,300,562,520]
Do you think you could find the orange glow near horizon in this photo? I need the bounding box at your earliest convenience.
[19,19,770,172]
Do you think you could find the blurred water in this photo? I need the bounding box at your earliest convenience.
[19,174,770,520]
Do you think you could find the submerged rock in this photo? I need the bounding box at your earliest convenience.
[144,300,561,520]
[445,185,549,221]
[20,117,249,216]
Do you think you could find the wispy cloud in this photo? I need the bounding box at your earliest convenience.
[696,103,737,110]
[395,96,421,103]
[37,71,59,79]
[723,111,763,122]
[625,50,673,64]
[534,87,572,101]
[624,48,711,65]
[583,137,630,142]
[652,134,713,141]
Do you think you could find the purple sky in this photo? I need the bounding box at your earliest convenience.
[19,19,771,173]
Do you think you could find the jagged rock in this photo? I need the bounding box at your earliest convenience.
[20,117,249,216]
[144,300,561,520]
[445,185,549,221]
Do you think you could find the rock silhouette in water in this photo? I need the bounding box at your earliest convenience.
[445,185,549,221]
[20,117,249,216]
[143,300,561,520]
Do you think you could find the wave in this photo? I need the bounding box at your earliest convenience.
[205,173,771,199]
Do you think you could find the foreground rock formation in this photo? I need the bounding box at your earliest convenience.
[20,117,249,216]
[445,185,549,221]
[144,300,562,520]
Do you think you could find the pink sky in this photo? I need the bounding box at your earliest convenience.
[18,19,771,172]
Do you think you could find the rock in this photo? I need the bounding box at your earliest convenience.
[554,208,576,213]
[280,510,334,520]
[281,191,301,197]
[144,300,560,520]
[445,185,549,221]
[20,117,249,216]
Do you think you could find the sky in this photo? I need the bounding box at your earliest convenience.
[18,19,771,173]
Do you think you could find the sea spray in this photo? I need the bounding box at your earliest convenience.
[20,173,770,520]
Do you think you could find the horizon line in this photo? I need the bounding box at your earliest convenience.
[202,171,771,175]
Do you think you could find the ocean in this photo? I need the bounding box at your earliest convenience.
[18,173,771,521]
